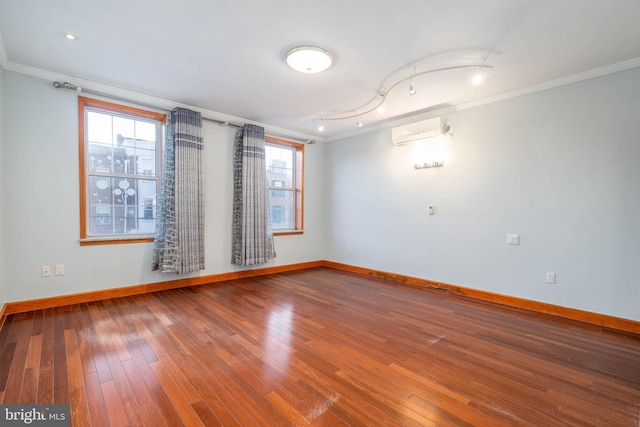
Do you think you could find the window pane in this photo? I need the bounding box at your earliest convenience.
[87,112,112,144]
[270,189,295,230]
[136,148,156,176]
[87,142,114,173]
[113,116,135,145]
[266,145,294,188]
[87,142,139,175]
[88,176,156,235]
[133,123,157,176]
[87,113,159,176]
[136,120,157,142]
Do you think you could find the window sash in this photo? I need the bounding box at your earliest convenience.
[79,97,165,245]
[265,137,304,234]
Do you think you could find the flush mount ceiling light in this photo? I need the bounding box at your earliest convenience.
[286,46,333,74]
[63,33,77,41]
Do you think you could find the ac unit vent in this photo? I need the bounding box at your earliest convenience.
[392,117,449,145]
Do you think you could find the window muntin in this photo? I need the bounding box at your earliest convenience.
[265,137,303,234]
[79,97,165,245]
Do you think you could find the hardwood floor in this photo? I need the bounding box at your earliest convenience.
[0,267,638,426]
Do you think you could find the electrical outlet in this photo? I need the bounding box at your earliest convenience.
[546,272,556,284]
[55,264,65,276]
[41,265,52,277]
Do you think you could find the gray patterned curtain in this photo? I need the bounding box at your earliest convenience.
[152,107,204,273]
[232,124,276,265]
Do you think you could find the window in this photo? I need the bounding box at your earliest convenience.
[78,97,165,245]
[265,136,304,234]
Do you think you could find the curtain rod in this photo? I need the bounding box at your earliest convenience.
[52,81,316,144]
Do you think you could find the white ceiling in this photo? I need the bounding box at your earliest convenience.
[1,0,640,141]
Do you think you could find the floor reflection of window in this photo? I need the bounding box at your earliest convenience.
[264,304,293,378]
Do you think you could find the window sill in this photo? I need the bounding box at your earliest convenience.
[80,236,154,246]
[273,230,304,236]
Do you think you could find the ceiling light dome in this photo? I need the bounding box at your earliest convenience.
[286,46,333,74]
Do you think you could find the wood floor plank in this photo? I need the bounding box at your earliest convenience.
[2,313,32,403]
[148,360,205,427]
[129,355,184,426]
[37,308,55,404]
[0,267,638,426]
[52,307,70,404]
[18,334,42,403]
[101,380,129,427]
[84,371,110,427]
[103,350,145,426]
[73,304,98,376]
[0,341,17,396]
[64,328,91,426]
[136,403,169,427]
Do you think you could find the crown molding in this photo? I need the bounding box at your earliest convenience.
[3,61,322,144]
[3,44,639,144]
[458,56,640,111]
[325,57,640,142]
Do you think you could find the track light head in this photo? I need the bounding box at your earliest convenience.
[409,81,416,96]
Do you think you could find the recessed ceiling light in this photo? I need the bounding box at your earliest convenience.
[64,33,77,41]
[286,46,333,74]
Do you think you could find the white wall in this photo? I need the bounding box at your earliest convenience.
[0,65,5,309]
[325,67,640,321]
[2,71,325,303]
[3,66,639,323]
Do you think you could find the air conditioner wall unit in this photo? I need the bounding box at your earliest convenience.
[391,117,450,145]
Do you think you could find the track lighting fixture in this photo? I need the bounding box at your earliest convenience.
[409,71,417,96]
[377,92,386,113]
[409,80,416,96]
[315,62,493,129]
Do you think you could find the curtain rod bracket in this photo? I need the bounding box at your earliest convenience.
[53,81,78,90]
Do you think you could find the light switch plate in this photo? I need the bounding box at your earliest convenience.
[507,234,520,245]
[55,264,65,276]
